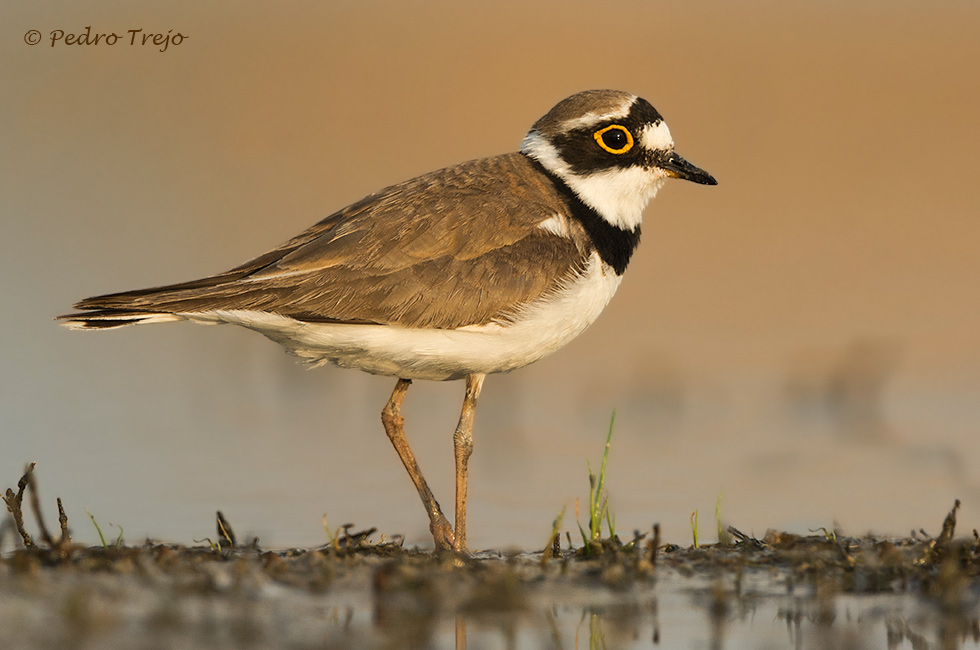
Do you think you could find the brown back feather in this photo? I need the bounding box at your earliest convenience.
[69,153,591,329]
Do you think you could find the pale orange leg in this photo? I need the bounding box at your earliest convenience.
[452,373,486,552]
[381,378,454,550]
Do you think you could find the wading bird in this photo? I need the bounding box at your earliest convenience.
[61,90,717,551]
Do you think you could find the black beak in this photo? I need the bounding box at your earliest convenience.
[661,152,717,185]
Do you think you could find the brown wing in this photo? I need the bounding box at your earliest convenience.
[67,153,590,329]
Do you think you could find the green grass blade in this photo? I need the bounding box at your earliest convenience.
[587,410,616,541]
[86,509,108,549]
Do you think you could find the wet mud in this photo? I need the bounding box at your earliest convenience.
[3,467,979,649]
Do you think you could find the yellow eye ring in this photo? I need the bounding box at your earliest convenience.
[593,124,634,154]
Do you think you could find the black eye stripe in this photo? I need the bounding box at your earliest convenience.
[546,98,668,175]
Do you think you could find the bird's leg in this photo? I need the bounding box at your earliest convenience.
[452,373,486,552]
[381,378,455,550]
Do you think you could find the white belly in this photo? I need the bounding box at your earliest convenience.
[186,252,622,381]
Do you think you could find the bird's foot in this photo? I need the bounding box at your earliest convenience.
[430,515,456,551]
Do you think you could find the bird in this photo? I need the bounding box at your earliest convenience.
[59,89,717,552]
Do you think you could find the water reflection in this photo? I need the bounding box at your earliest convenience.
[3,557,980,650]
[367,596,980,650]
[363,565,980,650]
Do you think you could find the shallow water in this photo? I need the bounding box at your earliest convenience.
[3,547,979,650]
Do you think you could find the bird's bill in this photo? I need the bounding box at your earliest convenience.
[660,152,717,185]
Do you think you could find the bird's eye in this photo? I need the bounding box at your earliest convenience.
[593,124,634,154]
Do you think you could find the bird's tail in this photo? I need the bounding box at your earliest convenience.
[56,278,215,330]
[58,308,185,330]
[56,263,256,330]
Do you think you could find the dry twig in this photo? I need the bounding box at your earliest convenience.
[2,464,36,548]
[26,465,56,546]
[2,463,71,553]
[217,510,237,548]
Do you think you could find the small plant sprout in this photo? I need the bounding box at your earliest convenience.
[606,506,616,542]
[691,510,699,549]
[578,411,617,554]
[86,509,108,549]
[591,410,616,540]
[322,514,342,551]
[322,514,335,544]
[86,510,124,549]
[810,526,837,543]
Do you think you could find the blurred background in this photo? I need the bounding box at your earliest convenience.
[2,0,978,550]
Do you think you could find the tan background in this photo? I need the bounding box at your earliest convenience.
[2,1,978,549]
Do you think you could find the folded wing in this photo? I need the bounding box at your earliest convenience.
[62,153,587,330]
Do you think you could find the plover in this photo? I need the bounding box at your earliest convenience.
[60,89,716,551]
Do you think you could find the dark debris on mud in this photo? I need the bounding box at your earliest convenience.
[3,464,979,590]
[3,465,980,649]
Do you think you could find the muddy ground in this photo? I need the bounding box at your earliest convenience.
[3,467,980,649]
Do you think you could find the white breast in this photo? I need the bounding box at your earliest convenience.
[184,252,622,381]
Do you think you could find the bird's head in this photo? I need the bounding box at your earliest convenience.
[521,90,716,231]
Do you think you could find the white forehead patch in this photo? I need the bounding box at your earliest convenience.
[559,96,636,133]
[641,121,673,152]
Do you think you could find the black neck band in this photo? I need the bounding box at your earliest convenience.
[525,155,640,275]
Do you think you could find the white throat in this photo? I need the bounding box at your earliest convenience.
[521,131,668,231]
